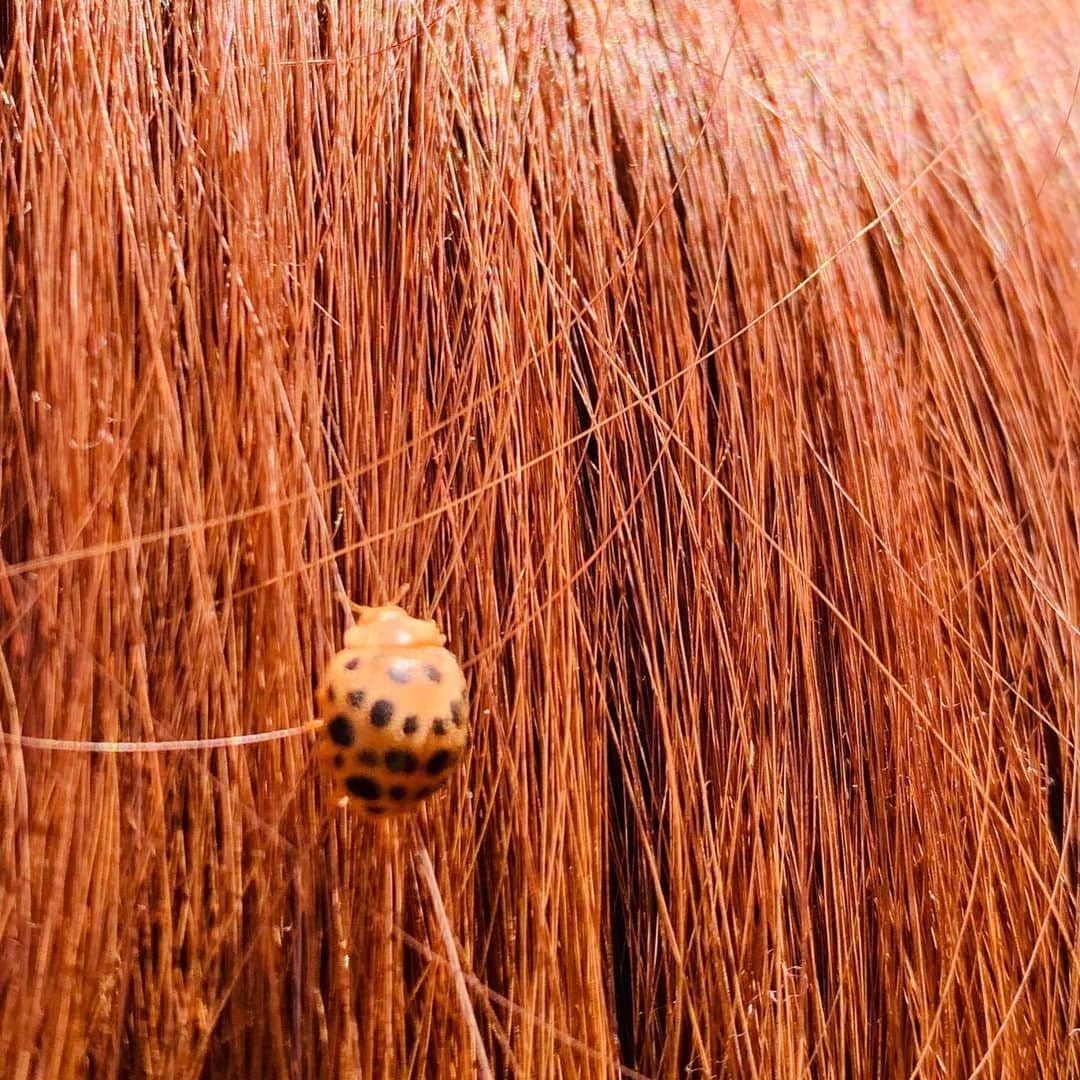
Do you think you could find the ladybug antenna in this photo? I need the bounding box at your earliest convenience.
[339,594,363,618]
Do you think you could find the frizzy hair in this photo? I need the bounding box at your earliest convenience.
[0,1,1077,1076]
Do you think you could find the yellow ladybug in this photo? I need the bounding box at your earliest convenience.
[314,604,469,816]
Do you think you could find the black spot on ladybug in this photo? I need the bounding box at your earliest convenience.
[388,785,407,801]
[345,775,381,800]
[425,750,455,775]
[357,749,378,767]
[328,716,355,747]
[450,699,465,726]
[403,715,419,735]
[424,664,443,683]
[332,753,345,769]
[432,719,449,736]
[347,690,365,709]
[385,749,418,774]
[387,660,414,684]
[370,700,393,727]
[345,656,360,670]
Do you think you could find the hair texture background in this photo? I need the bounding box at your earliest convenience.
[1,1,1077,1077]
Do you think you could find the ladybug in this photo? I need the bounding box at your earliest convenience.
[314,604,469,816]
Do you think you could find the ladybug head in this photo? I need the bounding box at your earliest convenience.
[343,604,447,649]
